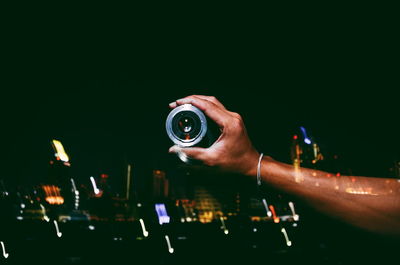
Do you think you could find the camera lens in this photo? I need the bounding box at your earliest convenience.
[166,104,207,147]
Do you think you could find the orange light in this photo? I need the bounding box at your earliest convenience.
[45,196,64,205]
[198,211,213,223]
[42,185,64,205]
[153,170,166,178]
[269,205,280,223]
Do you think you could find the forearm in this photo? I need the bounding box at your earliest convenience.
[253,156,400,236]
[168,95,400,235]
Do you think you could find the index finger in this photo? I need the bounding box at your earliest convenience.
[191,95,226,110]
[174,96,230,127]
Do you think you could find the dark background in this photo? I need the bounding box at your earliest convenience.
[1,5,399,192]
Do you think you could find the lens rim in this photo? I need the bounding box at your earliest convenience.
[166,104,207,147]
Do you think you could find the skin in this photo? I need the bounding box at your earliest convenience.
[169,95,400,237]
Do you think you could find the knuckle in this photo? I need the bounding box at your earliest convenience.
[227,113,244,131]
[231,112,243,122]
[209,96,217,101]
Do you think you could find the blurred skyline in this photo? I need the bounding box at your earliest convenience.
[1,76,398,190]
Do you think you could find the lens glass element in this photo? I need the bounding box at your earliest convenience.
[171,111,201,141]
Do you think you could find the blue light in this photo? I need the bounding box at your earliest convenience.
[300,126,308,138]
[300,126,312,144]
[155,203,170,225]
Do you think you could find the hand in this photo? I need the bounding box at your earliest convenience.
[169,95,260,176]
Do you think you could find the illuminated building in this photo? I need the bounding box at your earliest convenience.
[291,127,324,169]
[46,139,81,215]
[42,185,64,205]
[51,140,70,166]
[153,170,169,199]
[193,186,223,223]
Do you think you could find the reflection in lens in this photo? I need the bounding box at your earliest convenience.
[178,117,194,133]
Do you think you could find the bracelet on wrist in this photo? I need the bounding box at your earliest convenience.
[257,153,264,186]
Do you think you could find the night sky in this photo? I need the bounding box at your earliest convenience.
[1,9,398,192]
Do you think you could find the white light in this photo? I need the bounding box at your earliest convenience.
[20,203,25,209]
[304,138,312,145]
[281,228,292,247]
[288,202,299,221]
[177,151,189,163]
[262,198,272,217]
[43,216,50,222]
[1,241,9,259]
[253,228,257,232]
[90,176,100,195]
[53,220,62,238]
[88,225,95,230]
[16,216,23,220]
[165,235,174,254]
[220,217,229,235]
[137,203,142,207]
[71,178,80,210]
[139,219,149,238]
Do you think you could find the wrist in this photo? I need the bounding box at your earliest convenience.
[244,153,274,180]
[243,150,262,177]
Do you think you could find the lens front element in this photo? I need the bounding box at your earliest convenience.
[166,104,207,147]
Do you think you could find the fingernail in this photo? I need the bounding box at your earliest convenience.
[169,102,177,108]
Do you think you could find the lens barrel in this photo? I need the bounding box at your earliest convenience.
[166,104,208,147]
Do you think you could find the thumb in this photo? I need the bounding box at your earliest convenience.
[169,145,208,161]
